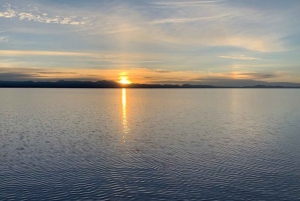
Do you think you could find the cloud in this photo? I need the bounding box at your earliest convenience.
[0,3,16,18]
[150,15,226,24]
[154,69,171,73]
[0,50,164,65]
[0,29,14,33]
[231,72,279,79]
[219,55,261,60]
[148,71,291,86]
[0,72,36,80]
[195,72,281,81]
[78,1,288,52]
[152,1,224,7]
[1,1,289,52]
[0,50,168,71]
[0,36,8,42]
[36,71,78,75]
[0,72,98,81]
[0,68,102,81]
[0,3,89,25]
[0,50,94,57]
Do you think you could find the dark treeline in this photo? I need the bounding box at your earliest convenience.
[0,80,212,88]
[0,80,299,88]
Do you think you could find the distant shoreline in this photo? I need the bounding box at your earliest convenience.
[0,80,300,88]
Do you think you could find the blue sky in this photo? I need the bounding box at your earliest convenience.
[0,0,300,86]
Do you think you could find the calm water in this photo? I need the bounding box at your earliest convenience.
[0,89,300,201]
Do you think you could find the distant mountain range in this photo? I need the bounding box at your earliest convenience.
[0,80,300,88]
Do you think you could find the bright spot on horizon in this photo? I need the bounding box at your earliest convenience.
[119,76,131,85]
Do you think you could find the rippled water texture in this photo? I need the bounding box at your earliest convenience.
[0,89,300,200]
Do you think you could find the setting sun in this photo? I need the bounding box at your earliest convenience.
[119,76,131,85]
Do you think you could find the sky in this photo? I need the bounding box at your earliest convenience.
[0,0,300,86]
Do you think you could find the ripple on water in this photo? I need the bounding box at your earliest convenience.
[0,89,300,200]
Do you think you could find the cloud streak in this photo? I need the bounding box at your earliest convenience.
[0,50,94,57]
[152,1,224,7]
[0,50,161,59]
[0,36,8,42]
[0,50,165,69]
[219,55,262,61]
[150,15,226,24]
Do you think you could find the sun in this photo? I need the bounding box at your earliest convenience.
[119,76,131,85]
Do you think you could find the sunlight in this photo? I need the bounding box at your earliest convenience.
[121,88,130,144]
[119,76,131,85]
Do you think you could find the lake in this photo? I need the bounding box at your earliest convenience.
[0,89,300,200]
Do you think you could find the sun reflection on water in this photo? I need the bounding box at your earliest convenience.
[121,88,130,143]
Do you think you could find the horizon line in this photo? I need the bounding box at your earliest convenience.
[0,80,300,88]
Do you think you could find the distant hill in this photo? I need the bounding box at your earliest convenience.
[0,80,300,88]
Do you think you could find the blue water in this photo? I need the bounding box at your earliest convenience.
[0,89,299,200]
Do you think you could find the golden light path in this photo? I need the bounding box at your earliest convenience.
[121,88,130,144]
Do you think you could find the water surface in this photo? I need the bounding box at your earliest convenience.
[0,89,300,200]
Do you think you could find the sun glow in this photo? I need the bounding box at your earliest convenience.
[119,76,131,84]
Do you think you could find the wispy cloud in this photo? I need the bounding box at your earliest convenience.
[1,1,289,52]
[0,3,89,25]
[0,50,94,57]
[0,49,161,58]
[192,71,281,81]
[151,15,226,24]
[0,36,8,42]
[80,1,287,52]
[0,29,16,34]
[219,55,262,61]
[0,50,165,68]
[0,67,101,81]
[152,1,224,7]
[237,72,278,79]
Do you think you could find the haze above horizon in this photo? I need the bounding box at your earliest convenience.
[1,0,300,86]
